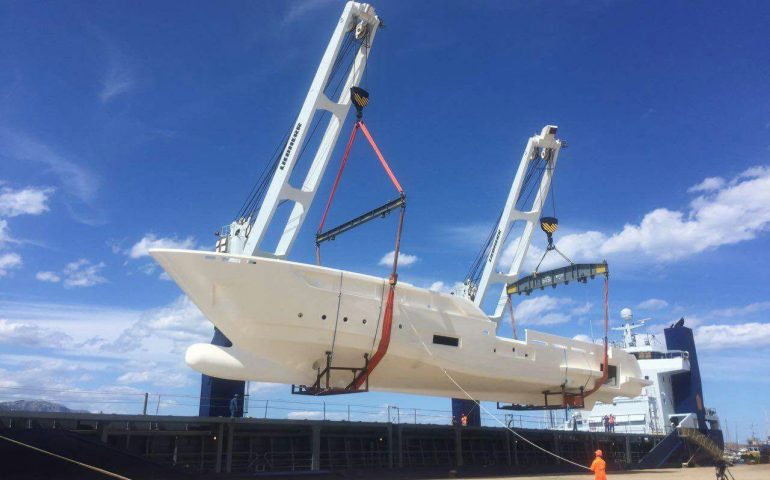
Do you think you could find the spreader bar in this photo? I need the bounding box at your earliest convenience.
[507,262,608,296]
[316,195,405,245]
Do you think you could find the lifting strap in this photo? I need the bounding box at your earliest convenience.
[316,120,405,264]
[312,114,405,393]
[506,294,518,340]
[581,274,610,399]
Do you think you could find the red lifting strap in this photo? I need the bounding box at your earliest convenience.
[351,204,404,390]
[316,120,403,237]
[581,275,610,400]
[358,121,404,193]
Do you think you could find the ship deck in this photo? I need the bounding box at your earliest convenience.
[1,410,664,478]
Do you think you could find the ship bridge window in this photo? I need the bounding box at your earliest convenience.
[432,334,459,347]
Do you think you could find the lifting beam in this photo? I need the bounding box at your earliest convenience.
[507,262,608,296]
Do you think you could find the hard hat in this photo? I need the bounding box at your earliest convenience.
[595,449,603,457]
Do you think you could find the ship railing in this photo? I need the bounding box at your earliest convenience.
[0,385,566,430]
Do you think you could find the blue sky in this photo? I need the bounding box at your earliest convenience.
[1,0,769,440]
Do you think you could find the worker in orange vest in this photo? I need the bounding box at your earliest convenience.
[590,449,607,480]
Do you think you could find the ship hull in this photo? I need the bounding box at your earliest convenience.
[151,249,647,407]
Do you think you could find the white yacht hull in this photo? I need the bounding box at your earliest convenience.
[151,249,647,408]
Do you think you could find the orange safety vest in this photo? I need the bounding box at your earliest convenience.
[590,457,607,480]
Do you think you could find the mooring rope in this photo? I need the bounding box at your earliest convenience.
[403,322,592,472]
[0,434,132,479]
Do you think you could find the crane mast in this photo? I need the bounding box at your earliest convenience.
[217,2,380,258]
[469,125,564,321]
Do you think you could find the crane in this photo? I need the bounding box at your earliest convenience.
[464,125,565,322]
[215,2,381,259]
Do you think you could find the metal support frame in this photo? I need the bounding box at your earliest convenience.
[224,2,380,259]
[292,351,370,396]
[471,125,564,320]
[496,385,587,412]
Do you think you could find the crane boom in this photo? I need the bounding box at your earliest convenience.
[470,125,564,319]
[218,2,380,258]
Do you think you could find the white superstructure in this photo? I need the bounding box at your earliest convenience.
[563,308,720,434]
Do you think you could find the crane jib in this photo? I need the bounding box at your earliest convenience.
[507,262,608,296]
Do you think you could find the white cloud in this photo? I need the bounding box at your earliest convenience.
[637,298,669,310]
[571,302,593,316]
[62,259,107,288]
[0,186,52,217]
[117,366,192,388]
[282,0,337,25]
[0,357,150,414]
[101,295,211,355]
[709,301,770,318]
[573,334,602,344]
[0,128,101,224]
[287,410,324,420]
[35,271,61,283]
[129,234,196,259]
[0,252,22,277]
[0,300,140,343]
[0,296,210,365]
[694,322,770,351]
[0,295,214,410]
[29,259,107,288]
[499,166,770,265]
[138,262,157,276]
[427,280,465,295]
[379,250,418,267]
[248,382,282,395]
[0,220,9,246]
[688,176,725,193]
[601,166,770,260]
[0,318,72,348]
[95,28,137,104]
[513,295,572,325]
[697,350,770,384]
[100,65,135,104]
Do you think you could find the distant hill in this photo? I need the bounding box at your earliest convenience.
[0,400,89,414]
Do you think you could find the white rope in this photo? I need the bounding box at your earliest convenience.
[0,434,132,479]
[404,321,592,471]
[329,271,345,359]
